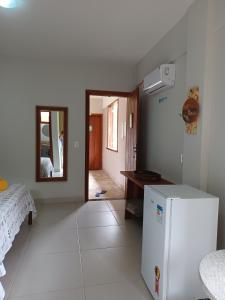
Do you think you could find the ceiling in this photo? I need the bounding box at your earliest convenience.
[0,0,194,65]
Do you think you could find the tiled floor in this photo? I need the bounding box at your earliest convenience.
[89,170,125,200]
[2,200,153,300]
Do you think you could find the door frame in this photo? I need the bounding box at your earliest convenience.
[85,90,130,202]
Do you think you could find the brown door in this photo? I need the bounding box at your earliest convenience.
[125,88,140,171]
[89,114,103,170]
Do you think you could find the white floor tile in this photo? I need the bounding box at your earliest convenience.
[85,281,153,300]
[112,210,125,225]
[8,288,84,300]
[26,227,79,254]
[107,200,126,211]
[33,203,80,229]
[1,252,22,298]
[77,211,117,228]
[120,220,143,244]
[78,226,130,250]
[81,246,141,286]
[8,223,31,255]
[37,203,82,216]
[77,201,110,213]
[1,224,31,297]
[3,201,146,300]
[10,252,83,297]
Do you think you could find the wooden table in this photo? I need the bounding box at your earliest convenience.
[120,171,173,219]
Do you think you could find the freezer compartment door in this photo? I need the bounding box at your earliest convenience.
[142,187,171,300]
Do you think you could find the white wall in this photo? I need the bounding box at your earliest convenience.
[138,0,225,248]
[137,16,187,183]
[102,97,127,189]
[207,0,225,248]
[0,57,135,201]
[102,97,118,109]
[182,0,213,190]
[90,97,103,115]
[137,0,214,189]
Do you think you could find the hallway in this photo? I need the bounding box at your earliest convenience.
[89,170,124,200]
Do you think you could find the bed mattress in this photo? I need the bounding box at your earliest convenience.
[0,184,36,300]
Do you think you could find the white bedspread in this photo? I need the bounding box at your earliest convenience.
[0,184,36,300]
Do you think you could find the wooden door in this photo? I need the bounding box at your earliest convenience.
[89,114,103,170]
[125,88,140,171]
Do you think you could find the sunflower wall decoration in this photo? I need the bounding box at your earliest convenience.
[182,86,200,135]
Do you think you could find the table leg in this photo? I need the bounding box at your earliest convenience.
[28,211,32,225]
[125,209,132,219]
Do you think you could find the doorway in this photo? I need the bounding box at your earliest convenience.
[89,114,103,170]
[85,89,139,202]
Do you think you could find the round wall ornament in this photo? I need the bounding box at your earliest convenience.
[182,86,200,135]
[182,97,200,124]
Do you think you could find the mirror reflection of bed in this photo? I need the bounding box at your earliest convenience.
[40,111,64,178]
[36,106,68,182]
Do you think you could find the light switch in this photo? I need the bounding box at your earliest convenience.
[74,141,80,149]
[180,153,183,165]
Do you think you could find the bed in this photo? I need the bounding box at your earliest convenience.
[0,184,36,300]
[40,157,54,178]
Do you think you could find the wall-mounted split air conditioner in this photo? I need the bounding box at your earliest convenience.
[143,64,175,95]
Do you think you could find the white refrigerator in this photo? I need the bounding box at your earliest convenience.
[141,185,219,300]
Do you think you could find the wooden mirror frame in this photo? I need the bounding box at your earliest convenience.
[36,106,68,182]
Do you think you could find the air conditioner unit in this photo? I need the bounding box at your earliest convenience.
[143,64,175,95]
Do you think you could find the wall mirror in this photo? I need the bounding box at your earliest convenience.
[36,106,68,182]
